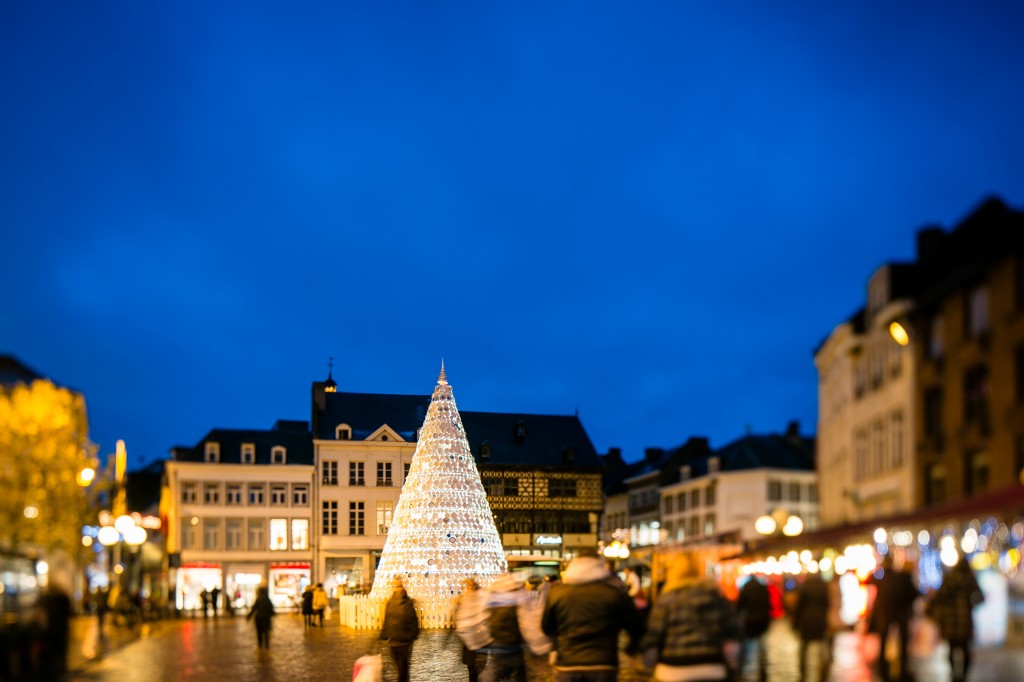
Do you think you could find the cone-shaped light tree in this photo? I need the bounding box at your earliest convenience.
[369,364,506,600]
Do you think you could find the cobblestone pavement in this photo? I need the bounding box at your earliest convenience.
[67,610,1024,681]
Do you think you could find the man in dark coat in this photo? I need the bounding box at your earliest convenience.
[868,555,919,682]
[380,579,420,682]
[736,575,771,681]
[541,550,644,681]
[793,572,832,682]
[246,586,275,649]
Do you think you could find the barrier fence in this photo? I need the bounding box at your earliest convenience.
[337,595,458,630]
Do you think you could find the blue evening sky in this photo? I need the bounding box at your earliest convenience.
[3,2,1023,469]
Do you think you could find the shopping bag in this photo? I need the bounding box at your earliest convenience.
[353,654,382,682]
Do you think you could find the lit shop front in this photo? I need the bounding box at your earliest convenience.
[176,562,223,611]
[269,562,310,608]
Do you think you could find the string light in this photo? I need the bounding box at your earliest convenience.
[369,364,507,599]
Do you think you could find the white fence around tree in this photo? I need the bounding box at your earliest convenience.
[336,595,458,630]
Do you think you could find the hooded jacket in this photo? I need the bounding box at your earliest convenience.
[541,557,644,671]
[380,590,420,645]
[640,575,739,668]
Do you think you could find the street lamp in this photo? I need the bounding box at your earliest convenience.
[755,508,804,538]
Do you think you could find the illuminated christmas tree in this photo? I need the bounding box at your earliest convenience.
[369,364,506,600]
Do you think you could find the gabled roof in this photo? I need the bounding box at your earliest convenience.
[692,432,816,477]
[0,355,47,386]
[175,424,314,465]
[315,390,600,469]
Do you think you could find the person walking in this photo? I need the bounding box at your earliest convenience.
[301,585,314,628]
[640,553,739,682]
[246,586,275,649]
[736,574,771,681]
[793,572,832,682]
[380,578,420,682]
[541,549,644,681]
[867,555,919,682]
[479,573,529,682]
[456,578,489,682]
[312,583,329,627]
[926,557,983,682]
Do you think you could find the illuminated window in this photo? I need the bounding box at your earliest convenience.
[377,501,393,535]
[269,519,288,550]
[291,519,309,550]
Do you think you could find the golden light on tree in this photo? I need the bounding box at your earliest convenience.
[0,378,96,556]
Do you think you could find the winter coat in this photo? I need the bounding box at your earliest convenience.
[541,557,644,671]
[868,568,918,631]
[380,591,420,646]
[312,586,329,611]
[483,580,525,653]
[247,594,275,627]
[737,577,771,637]
[640,577,739,668]
[301,589,313,616]
[793,574,831,641]
[927,563,983,643]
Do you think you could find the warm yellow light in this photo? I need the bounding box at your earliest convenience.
[755,515,777,535]
[782,516,804,537]
[889,321,910,346]
[77,467,96,487]
[124,526,147,546]
[23,506,39,519]
[82,536,94,547]
[113,564,124,575]
[114,515,136,534]
[98,526,120,546]
[190,516,200,526]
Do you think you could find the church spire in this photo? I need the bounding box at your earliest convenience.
[324,357,337,393]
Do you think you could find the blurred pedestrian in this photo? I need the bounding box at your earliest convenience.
[640,553,739,682]
[210,586,221,618]
[541,549,644,681]
[867,555,919,682]
[36,584,72,682]
[380,578,419,682]
[736,574,771,681]
[479,573,528,682]
[793,572,832,682]
[201,588,212,618]
[301,585,314,628]
[312,583,329,627]
[926,557,983,682]
[246,586,275,649]
[455,578,489,682]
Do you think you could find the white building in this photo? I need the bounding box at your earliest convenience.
[814,264,916,526]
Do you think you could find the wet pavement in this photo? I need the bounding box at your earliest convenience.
[66,610,1024,681]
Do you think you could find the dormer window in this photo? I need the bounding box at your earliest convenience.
[708,456,720,474]
[271,446,286,465]
[336,424,352,441]
[480,443,492,461]
[205,442,220,463]
[681,465,691,481]
[241,443,255,464]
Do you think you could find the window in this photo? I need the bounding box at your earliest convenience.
[181,519,196,550]
[966,450,990,495]
[664,496,674,515]
[203,519,219,550]
[767,480,782,502]
[690,489,700,509]
[483,477,518,497]
[204,484,220,505]
[548,478,577,498]
[377,501,393,535]
[404,462,411,481]
[226,484,242,505]
[248,484,265,505]
[964,364,990,430]
[965,284,990,338]
[706,481,717,506]
[322,501,338,535]
[270,485,287,506]
[291,519,309,550]
[808,484,819,503]
[292,485,308,506]
[704,514,716,537]
[241,443,255,464]
[349,501,365,536]
[788,482,801,502]
[269,519,288,550]
[707,457,720,474]
[926,464,947,506]
[377,462,392,487]
[322,461,338,486]
[349,461,365,486]
[891,411,905,468]
[873,419,886,476]
[928,315,945,360]
[677,492,686,512]
[247,519,264,551]
[205,442,220,463]
[480,443,491,460]
[336,424,351,440]
[854,428,868,479]
[271,446,286,465]
[924,388,944,444]
[182,483,198,504]
[226,518,242,550]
